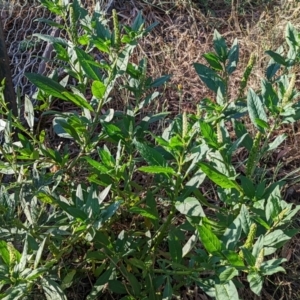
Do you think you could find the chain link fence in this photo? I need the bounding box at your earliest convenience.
[0,0,114,98]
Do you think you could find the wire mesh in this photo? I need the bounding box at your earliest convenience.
[1,0,56,97]
[0,0,114,98]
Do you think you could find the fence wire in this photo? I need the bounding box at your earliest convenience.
[0,0,114,98]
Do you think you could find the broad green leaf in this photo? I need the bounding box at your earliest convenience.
[285,22,299,51]
[239,204,252,234]
[263,229,296,253]
[108,280,127,294]
[168,228,182,263]
[26,73,68,100]
[219,267,239,283]
[61,270,76,290]
[197,225,222,255]
[2,284,28,300]
[194,63,225,94]
[92,80,106,99]
[162,277,173,300]
[266,62,280,80]
[215,280,239,300]
[134,140,166,166]
[138,166,175,175]
[247,272,263,296]
[34,237,47,269]
[129,207,158,220]
[75,47,102,80]
[101,201,121,221]
[41,277,67,300]
[53,117,81,141]
[240,176,255,199]
[84,157,110,174]
[213,30,228,62]
[222,216,242,250]
[226,39,239,74]
[267,134,287,152]
[175,197,205,217]
[86,268,113,300]
[198,162,242,192]
[33,33,68,46]
[222,250,244,267]
[265,50,286,66]
[150,75,171,88]
[199,121,219,148]
[0,240,10,265]
[260,258,287,276]
[247,88,268,131]
[182,233,198,257]
[203,52,223,71]
[24,95,34,129]
[241,247,256,266]
[261,79,279,113]
[127,273,141,297]
[63,91,93,110]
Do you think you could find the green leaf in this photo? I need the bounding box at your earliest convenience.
[108,280,127,294]
[197,224,222,255]
[222,250,244,267]
[75,47,102,80]
[265,50,286,66]
[263,229,295,251]
[194,63,225,94]
[92,80,106,99]
[134,140,166,166]
[247,88,268,131]
[213,30,228,62]
[53,117,80,141]
[129,206,158,220]
[219,267,239,283]
[267,134,287,152]
[150,75,171,88]
[203,52,223,71]
[41,277,67,300]
[138,166,175,175]
[199,121,219,148]
[0,240,10,265]
[162,277,173,300]
[266,62,280,80]
[226,39,239,74]
[61,270,76,290]
[86,268,113,300]
[63,91,93,110]
[285,22,299,51]
[241,247,256,266]
[239,204,252,234]
[175,197,205,217]
[26,73,68,100]
[33,33,68,46]
[168,228,182,263]
[127,273,141,297]
[222,216,242,250]
[34,237,47,269]
[198,162,242,192]
[247,272,263,296]
[261,79,279,113]
[24,95,34,129]
[215,281,239,300]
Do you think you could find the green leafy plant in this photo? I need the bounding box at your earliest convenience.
[0,0,299,297]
